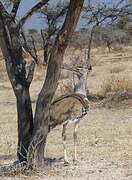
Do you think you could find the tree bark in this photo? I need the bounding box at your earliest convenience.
[0,11,33,163]
[28,0,85,167]
[16,88,33,162]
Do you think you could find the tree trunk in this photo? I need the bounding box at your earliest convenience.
[28,0,85,167]
[16,88,33,162]
[86,26,95,68]
[0,12,33,163]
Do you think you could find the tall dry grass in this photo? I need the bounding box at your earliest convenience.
[0,61,8,80]
[101,74,132,97]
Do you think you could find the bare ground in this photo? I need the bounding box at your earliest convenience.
[0,90,132,179]
[0,46,132,179]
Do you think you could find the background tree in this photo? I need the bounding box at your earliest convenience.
[28,28,38,34]
[82,0,132,60]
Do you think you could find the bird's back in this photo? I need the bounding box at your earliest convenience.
[49,93,89,128]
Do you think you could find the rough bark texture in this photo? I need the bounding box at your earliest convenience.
[0,7,33,162]
[28,0,85,167]
[16,88,33,162]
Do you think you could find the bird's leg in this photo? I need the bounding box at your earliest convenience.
[73,122,79,165]
[62,123,69,165]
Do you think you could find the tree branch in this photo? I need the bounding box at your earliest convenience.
[16,0,49,31]
[10,0,22,19]
[26,60,35,86]
[21,31,39,63]
[51,4,69,25]
[0,1,8,14]
[0,1,11,21]
[34,0,85,125]
[0,12,17,90]
[31,35,38,63]
[41,28,56,64]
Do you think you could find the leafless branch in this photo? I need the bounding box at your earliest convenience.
[39,2,69,64]
[10,0,21,19]
[84,0,132,27]
[41,28,56,64]
[16,0,49,31]
[114,0,126,8]
[83,0,132,67]
[0,1,11,22]
[41,30,49,64]
[21,31,38,63]
[26,60,35,86]
[31,36,38,63]
[40,2,68,26]
[0,1,8,14]
[50,4,69,25]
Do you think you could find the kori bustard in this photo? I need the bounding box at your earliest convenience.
[49,66,91,165]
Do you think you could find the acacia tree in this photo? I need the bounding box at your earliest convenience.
[83,0,132,63]
[0,0,84,169]
[40,2,69,64]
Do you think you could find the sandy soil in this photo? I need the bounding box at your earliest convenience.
[0,46,132,179]
[0,87,132,179]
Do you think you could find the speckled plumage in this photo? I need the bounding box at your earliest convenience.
[49,93,90,128]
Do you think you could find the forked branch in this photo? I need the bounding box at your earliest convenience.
[10,0,21,19]
[16,0,49,31]
[21,31,38,63]
[26,60,35,86]
[0,1,12,22]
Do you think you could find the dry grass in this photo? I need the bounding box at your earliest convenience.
[0,61,8,81]
[0,87,132,179]
[101,75,132,97]
[110,65,125,74]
